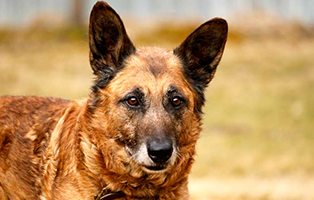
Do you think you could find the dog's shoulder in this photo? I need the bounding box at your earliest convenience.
[0,96,74,199]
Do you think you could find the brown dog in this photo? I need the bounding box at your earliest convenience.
[0,1,227,200]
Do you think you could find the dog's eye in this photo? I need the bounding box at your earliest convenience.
[171,97,182,108]
[126,97,140,107]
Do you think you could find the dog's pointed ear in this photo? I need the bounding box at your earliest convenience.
[89,1,135,86]
[174,18,228,91]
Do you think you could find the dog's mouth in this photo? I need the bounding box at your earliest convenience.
[142,164,168,173]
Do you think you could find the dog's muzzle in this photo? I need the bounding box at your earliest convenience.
[126,137,176,173]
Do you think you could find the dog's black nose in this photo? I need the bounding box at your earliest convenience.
[147,140,173,164]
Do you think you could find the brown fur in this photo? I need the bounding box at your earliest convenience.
[0,1,227,199]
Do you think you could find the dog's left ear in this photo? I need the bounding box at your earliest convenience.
[174,18,228,91]
[89,2,135,87]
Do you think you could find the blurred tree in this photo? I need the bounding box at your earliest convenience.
[72,0,84,26]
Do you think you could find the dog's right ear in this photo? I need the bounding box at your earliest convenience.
[89,1,135,88]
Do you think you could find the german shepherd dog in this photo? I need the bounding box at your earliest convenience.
[0,1,227,199]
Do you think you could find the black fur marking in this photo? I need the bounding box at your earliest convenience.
[148,64,164,77]
[120,88,146,112]
[163,86,187,117]
[176,56,206,116]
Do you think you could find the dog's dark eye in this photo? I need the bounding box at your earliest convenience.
[171,97,182,108]
[126,97,140,107]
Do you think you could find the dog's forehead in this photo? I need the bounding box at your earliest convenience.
[107,47,193,98]
[125,47,182,77]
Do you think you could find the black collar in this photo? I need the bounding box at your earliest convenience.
[94,187,126,200]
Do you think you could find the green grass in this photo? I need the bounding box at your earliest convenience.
[0,24,313,199]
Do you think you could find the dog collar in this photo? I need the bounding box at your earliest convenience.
[94,187,126,200]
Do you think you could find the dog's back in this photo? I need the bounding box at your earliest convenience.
[0,96,70,199]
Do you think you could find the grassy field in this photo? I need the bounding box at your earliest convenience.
[0,21,313,200]
[191,34,314,199]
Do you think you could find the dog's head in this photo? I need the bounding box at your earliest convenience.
[86,1,227,181]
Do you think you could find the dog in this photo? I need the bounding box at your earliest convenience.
[0,1,227,199]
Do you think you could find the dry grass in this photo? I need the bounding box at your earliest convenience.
[0,20,313,200]
[189,176,314,200]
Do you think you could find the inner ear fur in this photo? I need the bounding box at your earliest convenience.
[89,1,135,87]
[174,18,228,91]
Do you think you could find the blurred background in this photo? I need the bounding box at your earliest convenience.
[0,0,314,199]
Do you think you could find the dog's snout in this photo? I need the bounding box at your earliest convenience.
[147,139,173,164]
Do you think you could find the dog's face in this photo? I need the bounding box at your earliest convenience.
[86,2,227,178]
[100,47,197,173]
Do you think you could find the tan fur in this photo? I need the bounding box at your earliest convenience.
[0,1,228,199]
